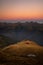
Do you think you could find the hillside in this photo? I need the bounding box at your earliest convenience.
[0,35,16,48]
[2,40,43,54]
[0,40,43,65]
[0,22,43,46]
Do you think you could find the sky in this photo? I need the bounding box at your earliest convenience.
[0,0,43,20]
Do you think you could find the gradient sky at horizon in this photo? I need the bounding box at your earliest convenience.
[0,0,43,20]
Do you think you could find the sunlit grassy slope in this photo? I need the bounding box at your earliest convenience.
[0,40,43,65]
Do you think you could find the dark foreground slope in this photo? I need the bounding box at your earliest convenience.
[0,40,43,65]
[0,35,15,48]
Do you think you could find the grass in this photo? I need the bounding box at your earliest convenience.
[0,40,43,65]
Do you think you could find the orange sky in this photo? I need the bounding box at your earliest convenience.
[0,0,43,20]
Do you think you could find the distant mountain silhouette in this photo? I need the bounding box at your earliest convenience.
[0,22,43,31]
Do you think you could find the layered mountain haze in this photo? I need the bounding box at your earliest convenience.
[0,22,43,46]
